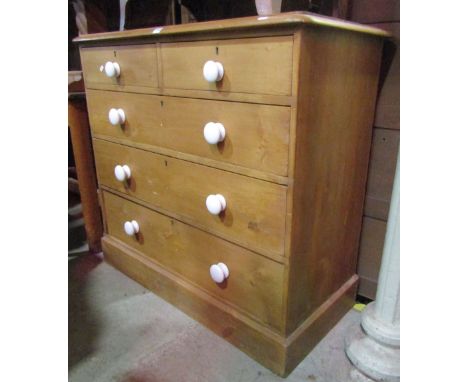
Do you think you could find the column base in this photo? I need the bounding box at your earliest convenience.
[362,302,400,347]
[350,368,378,382]
[345,302,400,382]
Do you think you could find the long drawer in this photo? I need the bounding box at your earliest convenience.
[87,90,290,176]
[80,44,158,89]
[161,36,293,96]
[103,190,284,331]
[94,139,287,257]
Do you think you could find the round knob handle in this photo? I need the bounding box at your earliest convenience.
[124,220,140,236]
[101,61,121,78]
[203,122,226,145]
[210,262,229,283]
[108,108,126,125]
[206,194,226,215]
[203,60,224,82]
[114,164,131,182]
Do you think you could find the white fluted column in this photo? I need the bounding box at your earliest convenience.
[346,149,400,382]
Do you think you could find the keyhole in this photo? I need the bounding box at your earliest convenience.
[215,46,219,55]
[160,100,164,107]
[113,51,116,57]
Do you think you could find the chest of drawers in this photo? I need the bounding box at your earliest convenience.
[75,12,388,377]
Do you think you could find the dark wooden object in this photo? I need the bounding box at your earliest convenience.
[350,0,400,299]
[68,78,103,253]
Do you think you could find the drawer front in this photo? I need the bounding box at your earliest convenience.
[87,90,290,176]
[103,191,284,330]
[161,36,293,96]
[80,45,158,89]
[94,139,287,257]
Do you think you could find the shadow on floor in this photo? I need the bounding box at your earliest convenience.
[68,254,102,370]
[69,189,104,370]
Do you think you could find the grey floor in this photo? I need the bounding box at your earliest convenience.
[69,200,360,382]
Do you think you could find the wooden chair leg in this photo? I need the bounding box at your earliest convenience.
[68,97,103,253]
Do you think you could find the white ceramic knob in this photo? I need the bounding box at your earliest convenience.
[114,164,131,182]
[102,61,121,78]
[124,220,140,236]
[203,60,224,82]
[206,194,226,215]
[203,122,225,144]
[108,108,126,125]
[210,262,229,283]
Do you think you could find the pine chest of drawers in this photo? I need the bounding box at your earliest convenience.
[75,12,388,377]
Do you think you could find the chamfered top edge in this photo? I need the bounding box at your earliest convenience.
[73,11,391,44]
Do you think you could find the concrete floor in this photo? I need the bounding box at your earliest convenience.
[69,201,361,382]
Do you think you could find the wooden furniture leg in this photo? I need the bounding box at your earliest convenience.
[68,95,103,253]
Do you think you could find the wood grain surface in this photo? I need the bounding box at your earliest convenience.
[93,139,288,258]
[74,11,389,44]
[284,28,383,334]
[86,89,291,176]
[103,190,285,331]
[80,44,158,89]
[161,36,293,96]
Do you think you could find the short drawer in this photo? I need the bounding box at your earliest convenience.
[87,89,290,176]
[103,190,285,331]
[161,36,293,96]
[80,44,158,89]
[94,139,287,257]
